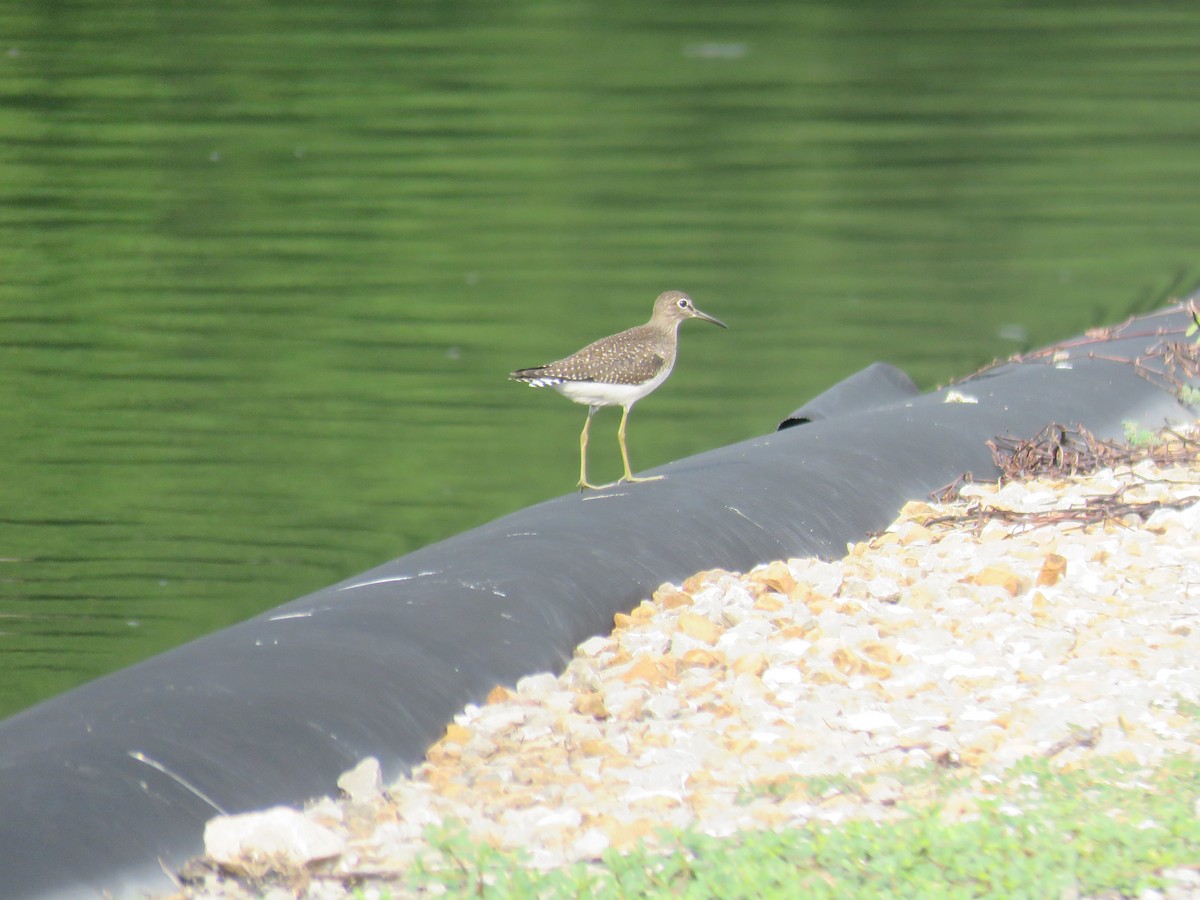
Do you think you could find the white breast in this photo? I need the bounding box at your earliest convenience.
[546,364,674,408]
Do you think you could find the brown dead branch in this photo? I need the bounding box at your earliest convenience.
[926,423,1200,535]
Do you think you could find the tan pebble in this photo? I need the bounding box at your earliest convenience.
[819,793,861,814]
[575,636,615,659]
[600,816,655,850]
[613,612,635,630]
[810,669,848,686]
[630,798,682,821]
[538,745,570,768]
[785,583,813,603]
[512,768,539,786]
[727,736,757,755]
[948,675,997,692]
[613,697,648,722]
[577,739,617,759]
[650,582,676,601]
[423,741,457,766]
[779,623,813,640]
[444,723,471,745]
[642,730,671,749]
[1031,591,1051,623]
[904,584,939,610]
[899,500,939,521]
[896,520,934,546]
[732,653,769,677]
[754,594,785,612]
[875,619,917,638]
[421,766,458,791]
[979,526,1013,544]
[743,581,770,602]
[861,641,901,665]
[958,746,991,768]
[630,600,656,621]
[939,791,980,822]
[841,560,871,580]
[749,561,798,595]
[754,806,792,829]
[830,648,859,675]
[620,657,670,687]
[867,775,904,805]
[486,685,515,705]
[898,680,938,699]
[437,781,468,802]
[680,648,725,668]
[656,590,693,610]
[683,569,731,593]
[831,647,891,679]
[677,611,724,645]
[968,563,1031,596]
[573,692,609,719]
[463,735,499,761]
[1026,528,1058,548]
[1036,553,1068,586]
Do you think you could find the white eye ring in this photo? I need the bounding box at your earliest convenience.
[677,298,689,309]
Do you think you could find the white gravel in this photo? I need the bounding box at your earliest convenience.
[171,451,1200,898]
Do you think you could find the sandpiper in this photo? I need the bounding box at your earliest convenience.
[511,290,726,490]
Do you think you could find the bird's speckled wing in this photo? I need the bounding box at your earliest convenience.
[511,325,669,386]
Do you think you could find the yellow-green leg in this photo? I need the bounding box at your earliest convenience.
[578,406,614,491]
[617,405,663,484]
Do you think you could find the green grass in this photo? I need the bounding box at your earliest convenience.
[1121,420,1160,446]
[373,754,1200,899]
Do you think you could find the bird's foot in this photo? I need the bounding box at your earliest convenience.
[618,473,665,485]
[578,479,619,491]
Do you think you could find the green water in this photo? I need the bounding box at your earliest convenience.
[2,1,1199,719]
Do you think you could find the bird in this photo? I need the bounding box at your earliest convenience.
[510,290,727,490]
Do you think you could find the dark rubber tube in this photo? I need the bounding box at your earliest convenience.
[0,304,1195,899]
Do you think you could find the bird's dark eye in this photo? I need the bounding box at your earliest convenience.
[677,299,689,309]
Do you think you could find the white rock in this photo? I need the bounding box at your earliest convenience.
[944,665,1002,681]
[570,827,611,860]
[336,756,383,804]
[644,694,682,720]
[516,671,560,698]
[619,629,669,656]
[576,635,611,657]
[762,665,805,687]
[473,705,527,734]
[204,806,345,868]
[842,710,897,732]
[958,706,997,723]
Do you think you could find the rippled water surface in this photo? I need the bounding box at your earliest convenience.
[3,1,1200,717]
